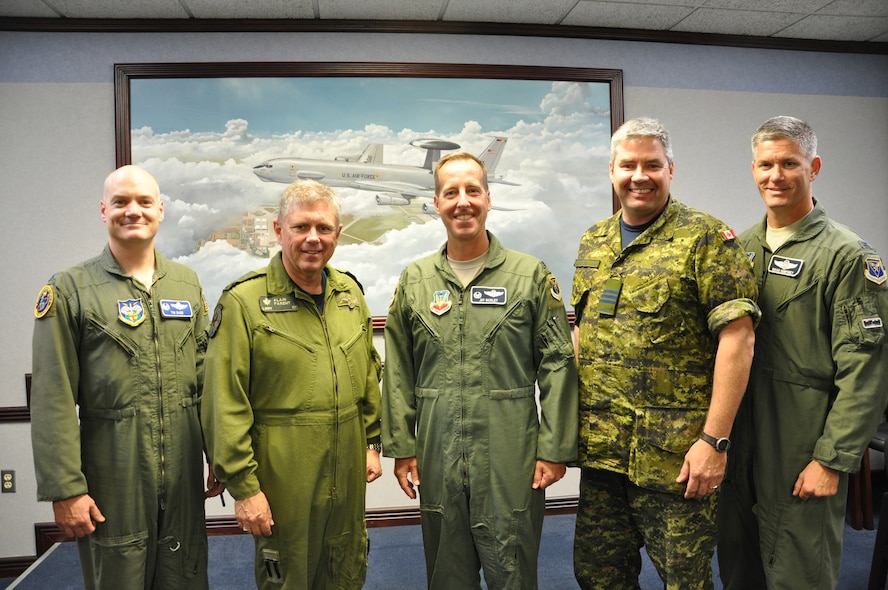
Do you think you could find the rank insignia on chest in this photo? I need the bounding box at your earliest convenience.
[159,299,194,319]
[597,277,622,317]
[337,294,358,309]
[470,286,507,305]
[430,290,452,316]
[260,294,299,312]
[118,299,146,327]
[767,255,804,278]
[865,256,887,285]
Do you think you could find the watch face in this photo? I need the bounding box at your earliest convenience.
[716,438,731,452]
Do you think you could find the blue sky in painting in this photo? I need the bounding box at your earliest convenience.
[131,77,603,135]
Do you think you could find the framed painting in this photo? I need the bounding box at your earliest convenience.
[115,62,623,321]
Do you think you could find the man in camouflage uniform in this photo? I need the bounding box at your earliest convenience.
[718,116,888,590]
[571,118,760,589]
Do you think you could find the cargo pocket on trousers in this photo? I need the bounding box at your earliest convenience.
[155,535,207,588]
[630,406,707,494]
[327,529,367,586]
[87,530,149,585]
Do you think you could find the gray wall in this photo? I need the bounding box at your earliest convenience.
[1,29,886,559]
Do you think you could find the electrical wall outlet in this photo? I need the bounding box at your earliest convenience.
[1,470,15,493]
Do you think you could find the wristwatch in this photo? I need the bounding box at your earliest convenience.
[700,432,731,452]
[367,442,382,453]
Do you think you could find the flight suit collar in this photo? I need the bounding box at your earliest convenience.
[434,231,507,285]
[98,244,168,282]
[264,251,350,299]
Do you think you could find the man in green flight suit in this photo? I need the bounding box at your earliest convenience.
[718,116,888,590]
[382,152,579,589]
[571,118,760,589]
[30,165,222,590]
[202,179,382,589]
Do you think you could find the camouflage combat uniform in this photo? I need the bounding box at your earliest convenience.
[718,201,888,590]
[571,198,759,590]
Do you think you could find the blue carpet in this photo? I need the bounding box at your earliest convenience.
[3,512,877,589]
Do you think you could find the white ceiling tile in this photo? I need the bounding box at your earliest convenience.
[562,1,694,29]
[445,0,576,24]
[815,0,888,18]
[0,0,884,45]
[776,15,888,41]
[318,0,442,20]
[672,8,806,36]
[699,0,832,12]
[185,0,315,19]
[49,0,190,18]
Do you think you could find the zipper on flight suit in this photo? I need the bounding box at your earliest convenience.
[456,287,470,492]
[146,288,168,511]
[319,295,340,502]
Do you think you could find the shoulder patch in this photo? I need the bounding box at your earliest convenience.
[34,285,54,319]
[865,256,886,285]
[547,274,563,307]
[721,229,737,242]
[208,304,223,338]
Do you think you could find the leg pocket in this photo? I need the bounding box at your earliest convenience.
[81,530,149,589]
[154,535,209,589]
[326,529,368,587]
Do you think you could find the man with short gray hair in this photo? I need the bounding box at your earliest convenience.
[718,115,888,590]
[572,117,760,589]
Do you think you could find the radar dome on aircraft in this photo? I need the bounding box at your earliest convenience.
[410,139,461,151]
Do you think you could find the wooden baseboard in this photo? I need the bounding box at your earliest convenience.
[1,498,578,580]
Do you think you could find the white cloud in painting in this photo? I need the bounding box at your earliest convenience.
[134,81,614,313]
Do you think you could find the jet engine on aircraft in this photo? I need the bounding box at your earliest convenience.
[375,194,411,206]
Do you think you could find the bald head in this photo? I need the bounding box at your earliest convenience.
[104,165,159,203]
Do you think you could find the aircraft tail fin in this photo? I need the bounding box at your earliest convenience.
[359,143,384,164]
[478,137,507,174]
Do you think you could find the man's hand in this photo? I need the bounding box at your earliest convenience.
[532,460,567,490]
[53,494,105,538]
[394,457,420,499]
[205,464,225,498]
[677,439,726,499]
[367,448,383,483]
[236,492,274,537]
[793,460,839,499]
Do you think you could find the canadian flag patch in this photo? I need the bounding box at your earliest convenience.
[721,229,737,241]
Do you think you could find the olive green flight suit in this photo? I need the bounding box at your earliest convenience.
[719,202,888,590]
[31,246,210,590]
[382,232,578,590]
[202,253,381,590]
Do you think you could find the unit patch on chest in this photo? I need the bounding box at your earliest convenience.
[118,299,146,327]
[430,290,452,316]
